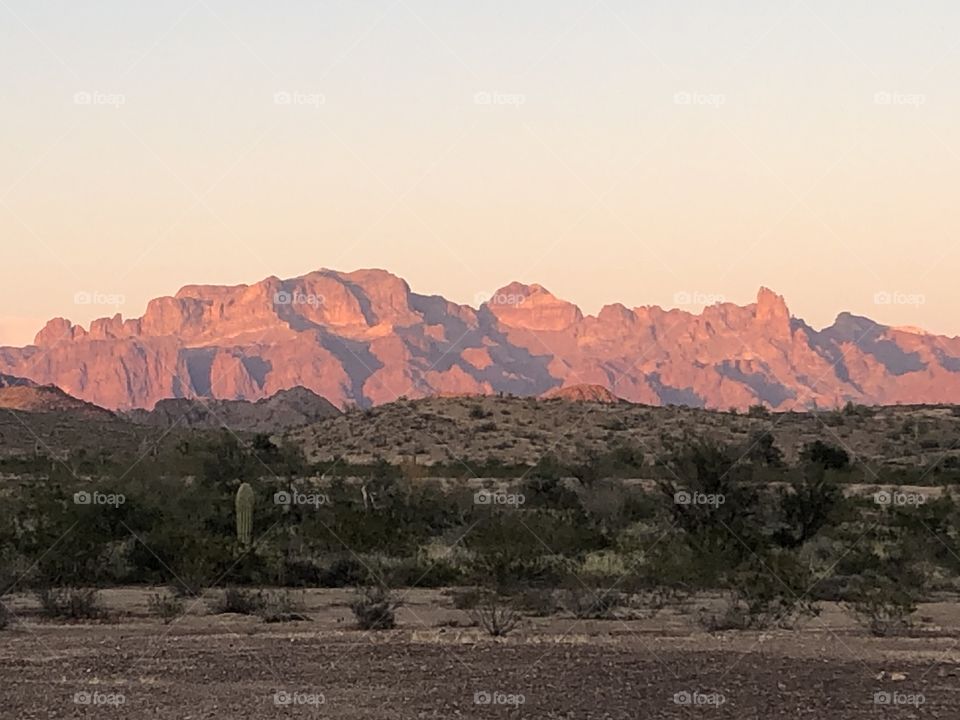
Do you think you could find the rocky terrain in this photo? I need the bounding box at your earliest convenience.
[295,393,959,470]
[1,380,958,470]
[2,268,960,412]
[0,375,114,419]
[2,588,958,719]
[124,386,340,434]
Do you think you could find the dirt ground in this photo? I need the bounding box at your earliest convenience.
[1,588,959,718]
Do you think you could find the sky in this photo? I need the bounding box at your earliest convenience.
[1,0,959,345]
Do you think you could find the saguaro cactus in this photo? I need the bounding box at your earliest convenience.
[235,482,255,547]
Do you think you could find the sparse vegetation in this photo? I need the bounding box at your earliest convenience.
[257,591,310,623]
[470,592,521,636]
[35,587,105,621]
[147,591,186,624]
[350,584,401,630]
[210,588,264,615]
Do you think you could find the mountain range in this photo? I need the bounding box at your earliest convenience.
[2,267,959,411]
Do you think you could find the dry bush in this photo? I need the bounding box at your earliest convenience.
[350,585,401,630]
[147,591,185,624]
[560,588,624,619]
[35,587,106,621]
[209,587,264,615]
[257,591,310,623]
[470,593,521,637]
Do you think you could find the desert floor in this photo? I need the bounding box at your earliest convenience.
[1,588,958,719]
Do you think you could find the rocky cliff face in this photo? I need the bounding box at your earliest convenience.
[3,268,960,410]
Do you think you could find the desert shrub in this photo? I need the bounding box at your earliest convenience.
[210,587,264,615]
[36,587,106,621]
[350,585,401,630]
[514,587,559,616]
[0,600,9,630]
[560,588,625,619]
[772,469,843,548]
[449,587,485,610]
[320,557,369,588]
[801,440,850,470]
[701,554,819,631]
[257,591,310,623]
[846,574,918,636]
[279,558,324,587]
[471,593,521,637]
[147,591,185,624]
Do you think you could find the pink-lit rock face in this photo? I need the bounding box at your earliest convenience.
[3,268,960,411]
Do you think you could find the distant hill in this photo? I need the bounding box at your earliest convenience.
[125,386,340,434]
[0,381,114,419]
[542,384,624,403]
[292,394,960,470]
[4,267,960,411]
[0,373,36,388]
